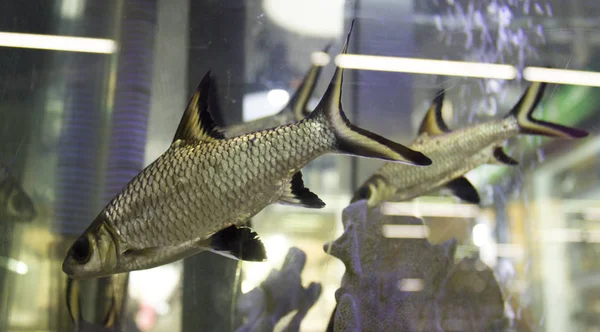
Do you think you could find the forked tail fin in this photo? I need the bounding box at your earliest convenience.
[310,20,432,167]
[506,82,588,138]
[285,43,332,121]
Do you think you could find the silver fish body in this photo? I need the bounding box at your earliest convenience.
[101,117,336,273]
[354,82,589,207]
[63,22,432,279]
[366,118,518,204]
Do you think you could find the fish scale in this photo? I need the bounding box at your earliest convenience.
[105,117,336,250]
[63,22,435,279]
[379,119,519,202]
[353,82,588,207]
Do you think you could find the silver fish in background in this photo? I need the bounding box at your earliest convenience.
[0,166,36,222]
[62,22,432,279]
[66,274,128,331]
[224,44,331,137]
[352,82,589,207]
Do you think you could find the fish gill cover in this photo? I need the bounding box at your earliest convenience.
[324,200,508,332]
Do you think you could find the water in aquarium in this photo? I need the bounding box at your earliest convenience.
[0,0,599,331]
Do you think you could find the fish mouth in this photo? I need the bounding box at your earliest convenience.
[61,259,106,280]
[61,256,77,277]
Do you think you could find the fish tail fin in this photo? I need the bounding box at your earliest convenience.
[506,82,588,138]
[286,43,331,121]
[310,21,431,166]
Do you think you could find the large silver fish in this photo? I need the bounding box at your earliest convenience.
[0,166,36,222]
[224,45,330,137]
[352,82,589,206]
[62,25,432,279]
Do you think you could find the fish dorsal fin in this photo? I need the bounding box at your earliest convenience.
[207,225,267,262]
[172,71,225,144]
[206,75,226,127]
[445,177,480,204]
[418,90,451,136]
[491,147,519,166]
[286,43,331,120]
[279,171,325,208]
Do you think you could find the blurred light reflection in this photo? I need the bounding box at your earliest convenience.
[335,54,518,80]
[382,224,429,239]
[0,32,116,53]
[0,257,29,275]
[524,67,600,87]
[382,201,479,218]
[397,278,425,292]
[472,223,490,247]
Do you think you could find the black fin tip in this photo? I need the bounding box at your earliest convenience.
[209,225,267,262]
[446,177,480,204]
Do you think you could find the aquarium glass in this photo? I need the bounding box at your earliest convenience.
[0,0,599,331]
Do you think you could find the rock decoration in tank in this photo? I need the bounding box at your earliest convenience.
[437,256,507,331]
[325,200,508,331]
[235,247,322,332]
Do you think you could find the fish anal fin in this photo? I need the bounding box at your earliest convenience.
[172,71,225,144]
[278,171,325,208]
[418,89,451,136]
[445,177,480,204]
[492,147,519,166]
[208,225,267,262]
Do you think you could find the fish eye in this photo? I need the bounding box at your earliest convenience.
[356,186,372,200]
[71,237,91,264]
[10,193,29,213]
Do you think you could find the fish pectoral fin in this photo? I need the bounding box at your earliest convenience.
[278,171,325,208]
[122,246,161,258]
[66,277,82,326]
[102,287,118,328]
[490,147,519,166]
[206,225,267,262]
[445,177,480,204]
[172,71,225,144]
[417,89,452,136]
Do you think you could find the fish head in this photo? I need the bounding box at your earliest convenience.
[63,215,119,279]
[0,177,37,222]
[351,174,393,207]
